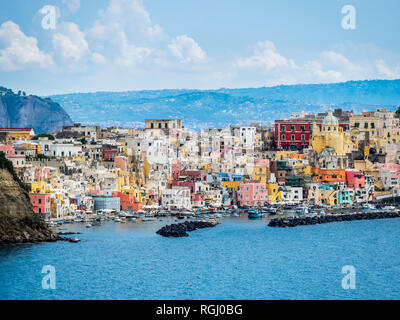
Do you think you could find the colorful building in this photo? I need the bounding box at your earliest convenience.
[0,128,35,141]
[236,181,269,207]
[30,194,51,214]
[312,168,346,184]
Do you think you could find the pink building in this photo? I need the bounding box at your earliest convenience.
[254,159,270,167]
[34,167,51,182]
[5,154,26,167]
[0,145,15,155]
[114,156,128,171]
[30,194,51,214]
[172,181,196,193]
[182,170,208,182]
[346,171,365,189]
[171,160,184,180]
[236,181,269,207]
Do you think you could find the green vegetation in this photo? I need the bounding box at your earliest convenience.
[33,133,55,140]
[395,106,400,119]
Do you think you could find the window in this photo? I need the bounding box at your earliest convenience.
[291,135,295,141]
[364,122,368,129]
[301,125,305,132]
[371,122,375,129]
[281,125,286,132]
[282,135,286,141]
[354,122,359,128]
[158,123,162,129]
[301,134,305,141]
[291,125,295,132]
[150,123,154,129]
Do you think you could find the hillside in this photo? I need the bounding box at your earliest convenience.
[50,79,400,129]
[0,153,59,244]
[0,87,73,134]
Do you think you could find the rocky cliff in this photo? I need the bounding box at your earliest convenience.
[0,154,60,244]
[0,87,73,134]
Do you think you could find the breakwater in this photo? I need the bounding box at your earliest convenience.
[156,219,219,237]
[268,211,400,228]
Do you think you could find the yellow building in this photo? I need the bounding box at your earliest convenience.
[223,181,243,192]
[311,110,355,156]
[30,181,49,194]
[266,183,281,204]
[276,150,298,160]
[350,114,379,137]
[145,119,182,130]
[0,128,35,141]
[319,189,339,205]
[251,166,270,184]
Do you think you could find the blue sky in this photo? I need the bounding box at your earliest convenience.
[0,0,399,95]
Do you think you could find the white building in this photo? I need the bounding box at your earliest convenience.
[162,186,192,210]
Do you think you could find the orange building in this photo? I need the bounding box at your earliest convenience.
[112,191,143,211]
[311,168,346,184]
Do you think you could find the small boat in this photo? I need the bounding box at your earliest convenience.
[248,209,265,219]
[85,223,92,228]
[141,217,156,222]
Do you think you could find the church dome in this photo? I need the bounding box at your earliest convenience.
[323,110,338,125]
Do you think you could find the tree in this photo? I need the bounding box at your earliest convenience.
[395,106,400,119]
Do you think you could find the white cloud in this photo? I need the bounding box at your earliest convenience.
[52,22,89,61]
[375,59,400,79]
[168,35,207,63]
[115,31,153,67]
[234,40,400,85]
[91,52,107,65]
[236,41,297,71]
[62,0,81,13]
[0,21,53,71]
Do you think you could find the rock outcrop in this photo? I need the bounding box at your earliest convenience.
[0,154,60,244]
[268,211,400,228]
[0,87,73,134]
[156,219,219,237]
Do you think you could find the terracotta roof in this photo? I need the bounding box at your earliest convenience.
[0,128,33,132]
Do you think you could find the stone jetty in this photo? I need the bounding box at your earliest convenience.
[156,219,219,237]
[268,211,400,228]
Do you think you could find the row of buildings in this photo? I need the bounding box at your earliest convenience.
[1,108,399,218]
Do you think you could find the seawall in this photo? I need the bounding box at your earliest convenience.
[268,211,400,228]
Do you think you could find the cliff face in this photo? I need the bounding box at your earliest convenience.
[0,87,73,134]
[0,158,59,244]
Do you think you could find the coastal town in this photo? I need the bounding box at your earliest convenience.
[1,108,400,222]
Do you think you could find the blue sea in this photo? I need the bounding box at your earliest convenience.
[0,217,399,300]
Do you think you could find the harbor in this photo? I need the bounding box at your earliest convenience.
[1,215,400,300]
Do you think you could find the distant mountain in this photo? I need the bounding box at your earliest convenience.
[0,87,73,134]
[49,79,400,129]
